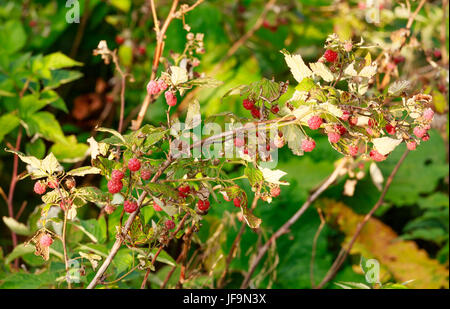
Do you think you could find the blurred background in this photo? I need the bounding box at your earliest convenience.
[0,0,448,288]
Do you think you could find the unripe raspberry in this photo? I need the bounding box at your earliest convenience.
[393,55,405,64]
[368,118,376,128]
[107,180,123,194]
[250,107,261,119]
[413,126,427,138]
[270,186,281,197]
[406,140,417,151]
[138,46,146,56]
[111,170,125,181]
[157,80,168,91]
[422,133,430,141]
[328,132,341,143]
[128,158,141,172]
[165,220,175,230]
[271,105,280,114]
[358,2,367,10]
[105,204,116,214]
[141,170,151,180]
[29,20,37,27]
[302,138,316,152]
[423,108,434,121]
[40,234,53,247]
[344,41,353,52]
[234,138,245,148]
[307,116,323,130]
[153,201,162,212]
[433,49,442,59]
[365,127,374,136]
[233,198,241,208]
[243,99,255,110]
[65,177,76,190]
[385,124,396,135]
[334,124,347,135]
[349,145,359,157]
[370,149,387,162]
[324,49,338,62]
[197,200,210,211]
[48,179,59,189]
[274,135,285,148]
[349,116,358,126]
[165,91,177,106]
[34,181,46,195]
[147,80,160,95]
[59,199,71,211]
[115,35,124,45]
[124,200,138,213]
[340,110,350,121]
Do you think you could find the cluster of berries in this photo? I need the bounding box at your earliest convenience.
[146,79,176,106]
[242,99,280,119]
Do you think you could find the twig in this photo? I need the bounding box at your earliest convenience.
[310,208,325,288]
[315,149,410,289]
[62,207,72,289]
[240,158,347,289]
[175,225,194,289]
[70,0,91,58]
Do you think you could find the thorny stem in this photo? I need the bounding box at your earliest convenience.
[316,149,410,289]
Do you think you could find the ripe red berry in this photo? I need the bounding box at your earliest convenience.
[270,186,281,197]
[302,139,316,152]
[40,234,53,247]
[165,91,177,106]
[369,149,387,162]
[349,116,358,126]
[243,148,249,155]
[115,35,125,45]
[128,158,141,172]
[165,220,175,230]
[422,133,430,141]
[349,145,359,157]
[138,46,146,56]
[385,124,396,135]
[340,110,350,121]
[105,204,116,215]
[307,116,323,130]
[233,198,241,208]
[147,80,160,95]
[328,132,341,143]
[111,170,125,181]
[243,99,255,110]
[334,124,347,135]
[406,140,417,151]
[234,138,245,148]
[34,181,46,195]
[393,56,405,64]
[266,144,271,151]
[48,179,59,189]
[29,20,37,27]
[271,105,280,114]
[324,49,338,62]
[124,200,138,213]
[368,118,376,127]
[433,49,442,59]
[250,107,261,119]
[178,185,190,194]
[153,201,162,212]
[107,180,123,194]
[413,126,427,138]
[423,108,434,121]
[157,80,168,91]
[141,170,151,180]
[197,200,210,211]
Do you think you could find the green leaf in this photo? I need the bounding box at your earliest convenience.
[67,166,101,177]
[0,112,20,143]
[110,0,131,12]
[118,44,133,67]
[42,70,83,90]
[26,111,66,144]
[2,217,31,236]
[4,244,34,265]
[295,78,317,92]
[25,139,46,159]
[50,135,89,163]
[43,52,83,70]
[149,248,176,266]
[0,20,26,54]
[96,127,126,144]
[142,183,178,200]
[244,166,263,186]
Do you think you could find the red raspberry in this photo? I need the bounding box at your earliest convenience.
[105,204,116,214]
[48,179,59,189]
[370,149,386,162]
[250,107,261,119]
[349,116,358,126]
[243,148,249,155]
[307,116,323,130]
[385,124,396,135]
[393,56,405,64]
[234,138,245,148]
[65,177,76,190]
[334,124,347,135]
[165,220,175,230]
[40,234,53,247]
[124,200,138,213]
[324,49,338,62]
[178,185,190,194]
[34,181,46,195]
[115,35,124,45]
[165,91,177,106]
[413,126,427,138]
[344,41,353,52]
[368,119,376,127]
[147,80,160,95]
[274,135,285,148]
[421,133,430,141]
[233,198,241,208]
[366,127,374,136]
[302,139,316,152]
[271,105,280,114]
[138,46,146,56]
[434,50,442,59]
[178,191,188,198]
[111,170,125,181]
[197,200,210,211]
[270,186,281,197]
[29,20,37,27]
[328,132,341,143]
[423,108,434,121]
[107,180,123,194]
[266,144,271,151]
[59,199,71,211]
[141,170,152,181]
[340,110,350,121]
[349,145,359,157]
[243,99,255,110]
[406,140,417,151]
[128,158,141,172]
[153,201,162,212]
[157,80,168,91]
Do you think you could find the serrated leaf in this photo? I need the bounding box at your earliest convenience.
[170,66,188,85]
[372,137,402,155]
[281,49,312,83]
[388,80,411,95]
[309,62,334,82]
[41,152,63,175]
[96,127,126,144]
[359,64,377,78]
[67,166,101,177]
[2,217,31,236]
[244,166,264,186]
[280,124,305,156]
[258,167,290,186]
[241,206,262,229]
[43,52,83,70]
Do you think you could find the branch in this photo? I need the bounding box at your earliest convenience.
[240,158,348,289]
[315,149,409,289]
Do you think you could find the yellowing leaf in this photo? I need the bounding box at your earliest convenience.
[281,50,312,83]
[309,62,334,82]
[258,167,290,185]
[170,66,188,85]
[372,137,402,155]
